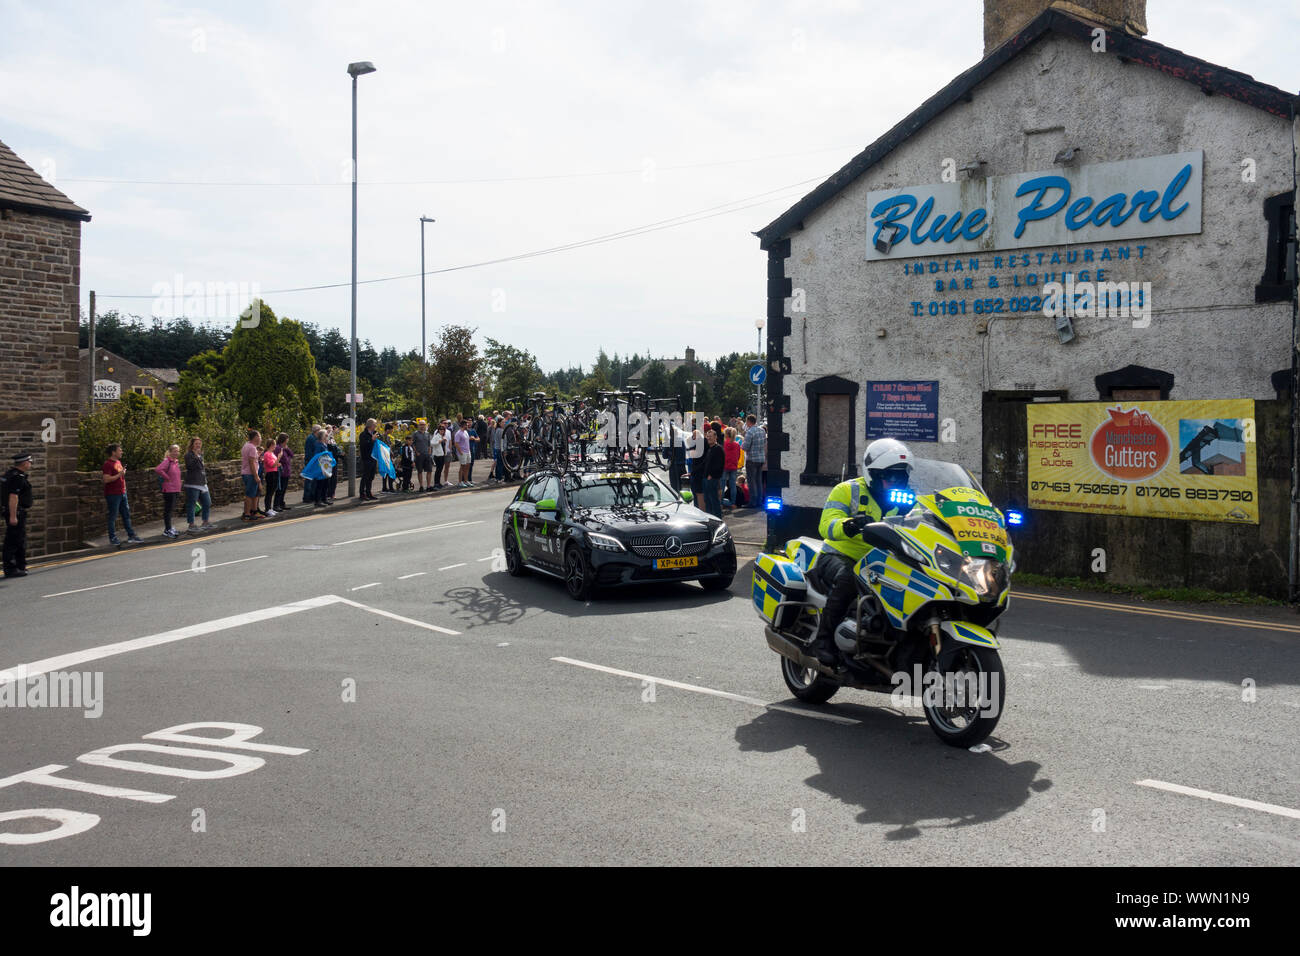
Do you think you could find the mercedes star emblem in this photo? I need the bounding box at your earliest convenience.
[664,535,682,555]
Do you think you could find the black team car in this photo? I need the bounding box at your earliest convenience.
[501,464,737,600]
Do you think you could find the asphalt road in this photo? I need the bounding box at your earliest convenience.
[1,486,1298,865]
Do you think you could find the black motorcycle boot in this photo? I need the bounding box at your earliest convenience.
[805,618,839,667]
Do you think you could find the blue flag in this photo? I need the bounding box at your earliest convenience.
[301,451,335,481]
[372,439,395,479]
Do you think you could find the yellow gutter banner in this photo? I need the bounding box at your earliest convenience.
[1026,399,1257,523]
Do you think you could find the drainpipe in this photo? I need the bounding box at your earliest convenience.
[1290,104,1299,602]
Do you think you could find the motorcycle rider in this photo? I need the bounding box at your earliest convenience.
[805,438,914,666]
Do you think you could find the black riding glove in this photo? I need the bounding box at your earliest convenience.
[841,514,869,537]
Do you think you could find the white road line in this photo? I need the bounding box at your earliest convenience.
[1136,779,1300,821]
[334,597,460,635]
[42,555,269,599]
[476,555,496,562]
[1,595,342,682]
[438,563,466,571]
[331,519,480,547]
[397,572,426,580]
[551,657,859,725]
[351,583,381,591]
[1,593,462,680]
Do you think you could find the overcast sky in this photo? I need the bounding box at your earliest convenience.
[2,0,1296,372]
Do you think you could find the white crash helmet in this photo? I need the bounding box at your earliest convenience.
[862,438,913,479]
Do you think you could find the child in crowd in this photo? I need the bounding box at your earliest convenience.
[154,444,183,538]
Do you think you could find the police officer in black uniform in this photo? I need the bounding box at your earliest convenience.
[3,453,34,578]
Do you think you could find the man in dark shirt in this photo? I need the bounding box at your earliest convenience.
[3,453,34,577]
[359,419,378,500]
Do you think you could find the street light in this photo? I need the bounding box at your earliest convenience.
[419,215,435,420]
[347,59,376,499]
[755,317,766,420]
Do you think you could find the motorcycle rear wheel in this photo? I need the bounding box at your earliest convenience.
[781,655,839,704]
[922,644,1005,748]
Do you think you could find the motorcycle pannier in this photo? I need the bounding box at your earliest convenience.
[752,553,808,630]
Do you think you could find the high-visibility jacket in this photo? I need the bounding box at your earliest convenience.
[817,476,903,562]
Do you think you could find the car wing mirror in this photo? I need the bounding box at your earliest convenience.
[680,490,694,502]
[536,498,558,514]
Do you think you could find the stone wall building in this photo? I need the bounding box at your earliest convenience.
[79,347,178,402]
[755,1,1300,595]
[0,139,91,558]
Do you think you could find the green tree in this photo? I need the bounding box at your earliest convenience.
[319,366,372,425]
[168,349,227,424]
[424,325,481,420]
[221,301,322,426]
[719,352,761,418]
[638,360,671,400]
[483,337,543,406]
[301,323,350,373]
[77,391,185,470]
[671,364,713,413]
[578,364,612,400]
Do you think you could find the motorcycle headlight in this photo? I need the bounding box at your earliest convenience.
[587,532,626,552]
[934,545,965,581]
[962,557,998,596]
[712,524,731,545]
[933,547,1002,597]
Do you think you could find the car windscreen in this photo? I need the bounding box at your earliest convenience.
[566,475,674,509]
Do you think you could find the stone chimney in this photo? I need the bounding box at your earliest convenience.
[984,0,1147,56]
[685,346,695,364]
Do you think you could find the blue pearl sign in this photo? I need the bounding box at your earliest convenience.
[865,151,1202,260]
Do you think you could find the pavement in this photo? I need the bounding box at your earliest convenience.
[2,483,1299,866]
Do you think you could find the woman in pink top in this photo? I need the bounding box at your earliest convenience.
[722,426,742,511]
[154,444,183,538]
[241,429,263,521]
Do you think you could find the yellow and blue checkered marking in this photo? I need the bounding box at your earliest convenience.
[753,553,808,623]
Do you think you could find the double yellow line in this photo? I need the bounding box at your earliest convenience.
[1015,590,1300,634]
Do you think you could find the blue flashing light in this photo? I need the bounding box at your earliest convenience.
[887,488,916,507]
[764,496,783,513]
[1006,509,1024,527]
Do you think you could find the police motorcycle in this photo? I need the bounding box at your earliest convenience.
[753,458,1012,747]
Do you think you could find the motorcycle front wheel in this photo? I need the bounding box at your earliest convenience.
[780,655,839,704]
[922,644,1005,748]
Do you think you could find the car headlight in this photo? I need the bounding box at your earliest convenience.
[587,532,626,552]
[712,524,732,545]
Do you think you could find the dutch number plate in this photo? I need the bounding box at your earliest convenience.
[655,556,699,570]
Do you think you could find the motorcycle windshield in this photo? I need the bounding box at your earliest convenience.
[891,459,1010,563]
[905,458,988,500]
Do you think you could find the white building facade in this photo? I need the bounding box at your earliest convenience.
[756,4,1299,595]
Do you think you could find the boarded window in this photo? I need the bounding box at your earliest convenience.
[1110,388,1161,402]
[817,394,851,476]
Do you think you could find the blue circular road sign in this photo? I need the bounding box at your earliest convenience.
[749,363,767,386]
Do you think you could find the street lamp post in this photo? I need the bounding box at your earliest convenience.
[755,317,765,420]
[347,60,376,499]
[419,215,435,420]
